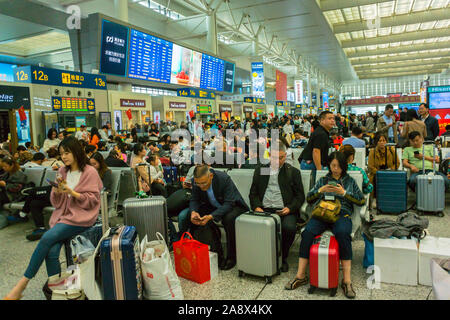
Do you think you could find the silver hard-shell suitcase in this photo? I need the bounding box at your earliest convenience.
[416,143,445,216]
[235,211,282,284]
[123,196,169,242]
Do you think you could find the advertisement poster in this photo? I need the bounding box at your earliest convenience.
[15,110,31,146]
[0,63,17,82]
[76,116,86,128]
[154,111,161,124]
[276,70,287,101]
[323,92,329,109]
[251,62,265,98]
[295,80,303,104]
[100,112,111,127]
[114,110,122,131]
[171,44,201,87]
[429,108,450,136]
[100,19,129,77]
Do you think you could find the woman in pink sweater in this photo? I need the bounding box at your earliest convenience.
[4,136,103,300]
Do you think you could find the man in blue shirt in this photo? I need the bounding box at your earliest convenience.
[190,165,249,270]
[342,127,366,149]
[376,104,398,144]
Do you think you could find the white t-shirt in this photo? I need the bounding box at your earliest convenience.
[66,169,82,191]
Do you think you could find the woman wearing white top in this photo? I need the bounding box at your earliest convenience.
[148,154,167,197]
[43,129,61,153]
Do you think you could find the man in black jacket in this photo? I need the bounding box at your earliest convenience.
[249,142,305,272]
[419,103,440,141]
[190,165,249,270]
[104,150,129,167]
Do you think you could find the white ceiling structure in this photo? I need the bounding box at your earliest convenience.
[320,0,450,79]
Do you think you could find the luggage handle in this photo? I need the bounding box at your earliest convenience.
[422,141,437,175]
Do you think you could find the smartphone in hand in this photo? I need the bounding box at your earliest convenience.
[46,179,59,188]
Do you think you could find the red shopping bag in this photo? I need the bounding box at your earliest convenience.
[173,232,211,284]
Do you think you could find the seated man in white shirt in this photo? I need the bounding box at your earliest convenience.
[23,153,45,168]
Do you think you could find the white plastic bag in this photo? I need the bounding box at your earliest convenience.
[431,258,450,300]
[48,266,85,300]
[70,235,95,264]
[140,232,184,300]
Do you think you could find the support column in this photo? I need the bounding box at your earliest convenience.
[252,40,259,57]
[206,12,218,55]
[307,73,312,110]
[114,0,128,22]
[317,74,321,112]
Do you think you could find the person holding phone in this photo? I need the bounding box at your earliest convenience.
[4,136,103,300]
[249,141,305,273]
[285,152,365,299]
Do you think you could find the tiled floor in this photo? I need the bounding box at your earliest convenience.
[1,194,449,300]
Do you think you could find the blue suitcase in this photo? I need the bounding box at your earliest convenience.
[163,166,178,184]
[100,226,143,300]
[375,144,407,215]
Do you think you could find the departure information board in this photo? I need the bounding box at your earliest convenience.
[200,54,224,92]
[128,29,173,83]
[99,19,235,93]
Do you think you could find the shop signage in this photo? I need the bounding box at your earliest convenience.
[196,104,212,114]
[14,66,107,90]
[344,95,420,106]
[177,88,216,99]
[120,99,146,108]
[0,85,30,109]
[428,85,450,93]
[243,106,253,113]
[219,104,232,112]
[169,101,187,109]
[52,96,95,112]
[294,80,303,104]
[276,101,287,107]
[276,70,287,101]
[244,97,265,104]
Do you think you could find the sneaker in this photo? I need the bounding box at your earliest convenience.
[26,228,46,241]
[19,211,27,218]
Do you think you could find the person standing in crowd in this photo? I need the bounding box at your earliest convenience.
[376,104,398,144]
[75,125,88,142]
[3,136,102,300]
[401,108,427,142]
[189,164,249,270]
[249,141,305,272]
[402,131,449,192]
[367,132,400,209]
[365,111,375,133]
[418,103,440,141]
[285,152,364,299]
[299,111,335,176]
[342,127,366,149]
[89,127,102,149]
[400,107,408,122]
[43,128,60,153]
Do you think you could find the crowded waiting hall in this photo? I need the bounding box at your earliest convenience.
[0,0,449,303]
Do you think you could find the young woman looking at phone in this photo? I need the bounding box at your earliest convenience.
[4,136,103,300]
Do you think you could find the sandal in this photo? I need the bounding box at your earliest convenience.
[341,282,356,299]
[285,276,308,290]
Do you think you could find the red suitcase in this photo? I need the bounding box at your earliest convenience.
[308,232,340,297]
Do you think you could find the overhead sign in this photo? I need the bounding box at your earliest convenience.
[243,106,253,113]
[344,95,420,106]
[14,66,107,90]
[177,88,215,99]
[100,19,129,77]
[196,104,212,114]
[219,104,232,112]
[251,62,265,98]
[169,101,187,109]
[120,99,146,108]
[323,92,329,108]
[0,85,30,109]
[243,97,266,104]
[294,80,303,104]
[276,101,287,107]
[52,96,95,112]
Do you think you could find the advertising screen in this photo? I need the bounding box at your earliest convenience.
[170,44,202,88]
[251,62,265,98]
[0,85,30,109]
[15,110,31,146]
[0,63,17,82]
[429,91,450,110]
[100,20,129,76]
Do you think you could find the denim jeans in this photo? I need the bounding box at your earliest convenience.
[171,207,191,242]
[300,160,327,182]
[24,223,90,279]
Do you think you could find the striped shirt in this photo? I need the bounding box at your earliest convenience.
[347,164,373,194]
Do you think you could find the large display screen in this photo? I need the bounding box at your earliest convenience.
[100,20,129,77]
[128,29,172,83]
[0,85,30,109]
[101,19,235,93]
[429,92,450,110]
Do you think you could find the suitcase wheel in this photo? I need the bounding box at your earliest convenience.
[265,276,272,284]
[329,288,337,297]
[307,286,316,294]
[238,270,244,278]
